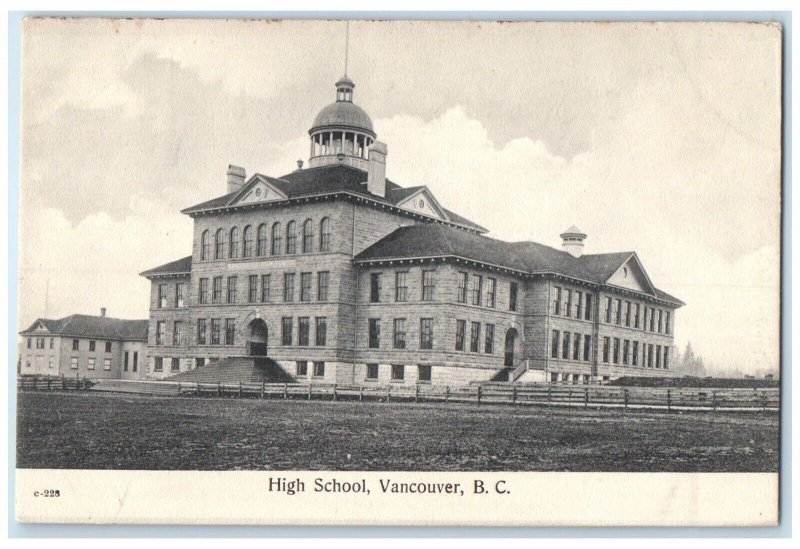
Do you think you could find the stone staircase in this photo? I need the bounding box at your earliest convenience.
[163,356,295,384]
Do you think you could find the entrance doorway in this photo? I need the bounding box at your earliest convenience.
[504,328,519,367]
[248,318,268,356]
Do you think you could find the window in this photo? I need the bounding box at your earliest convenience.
[155,323,165,346]
[634,304,641,328]
[225,319,235,345]
[469,321,480,353]
[298,318,310,346]
[395,272,408,302]
[665,311,671,335]
[201,230,210,260]
[457,272,468,303]
[315,317,327,346]
[124,351,129,371]
[248,275,258,303]
[615,298,622,325]
[552,286,561,315]
[368,319,380,348]
[319,217,331,252]
[509,282,518,311]
[317,271,329,301]
[158,284,167,308]
[173,321,182,346]
[197,319,207,345]
[486,278,496,308]
[154,357,163,372]
[286,221,297,254]
[370,273,382,303]
[613,337,620,364]
[605,297,612,323]
[176,283,185,308]
[551,330,560,359]
[302,219,314,253]
[215,229,225,259]
[89,340,96,352]
[471,274,483,306]
[391,364,405,381]
[313,361,325,377]
[418,365,432,382]
[657,309,663,334]
[283,273,295,302]
[393,318,406,349]
[212,276,223,303]
[271,223,282,255]
[211,319,221,345]
[649,308,656,332]
[257,224,268,256]
[49,338,54,349]
[261,274,271,302]
[242,225,253,257]
[656,345,662,368]
[583,335,592,362]
[282,317,293,346]
[70,357,78,369]
[72,339,79,351]
[575,291,583,318]
[573,333,581,360]
[420,318,434,350]
[485,324,495,354]
[585,294,593,320]
[86,357,95,370]
[229,227,239,258]
[621,339,629,365]
[663,346,670,369]
[643,344,648,368]
[133,352,138,372]
[170,357,179,372]
[296,361,308,376]
[366,363,379,380]
[562,332,571,360]
[564,289,572,318]
[455,320,466,351]
[602,336,610,363]
[35,337,44,349]
[648,344,655,367]
[199,278,209,304]
[300,273,312,302]
[632,341,639,366]
[226,276,237,303]
[105,341,112,353]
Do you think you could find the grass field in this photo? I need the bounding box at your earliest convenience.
[16,391,779,472]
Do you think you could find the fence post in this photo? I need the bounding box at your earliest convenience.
[76,372,80,390]
[238,382,242,398]
[623,389,629,411]
[62,375,66,391]
[333,385,337,401]
[359,385,363,402]
[568,387,572,411]
[197,383,201,396]
[584,387,589,409]
[712,390,717,411]
[415,384,419,404]
[445,386,450,404]
[477,385,482,406]
[761,391,768,412]
[512,385,517,406]
[308,384,312,401]
[548,384,552,406]
[217,382,221,397]
[667,389,672,412]
[177,382,181,393]
[283,383,288,400]
[32,375,37,391]
[47,377,51,392]
[387,384,391,403]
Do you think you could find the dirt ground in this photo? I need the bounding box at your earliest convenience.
[16,391,779,472]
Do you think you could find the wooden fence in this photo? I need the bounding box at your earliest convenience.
[17,375,95,392]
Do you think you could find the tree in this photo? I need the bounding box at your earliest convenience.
[675,341,707,377]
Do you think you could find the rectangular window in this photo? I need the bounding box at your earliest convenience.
[368,318,380,348]
[26,337,31,349]
[395,272,408,302]
[48,357,54,369]
[283,273,295,302]
[176,283,185,308]
[562,332,571,360]
[552,286,561,315]
[509,282,518,311]
[650,308,656,332]
[602,336,610,363]
[37,337,45,349]
[173,321,182,346]
[50,338,54,349]
[298,317,310,346]
[225,318,235,345]
[564,289,572,318]
[486,278,496,308]
[154,357,163,372]
[642,343,648,367]
[197,319,207,345]
[585,293,593,320]
[393,318,406,349]
[648,344,655,367]
[155,322,165,346]
[605,297,612,323]
[211,319,221,345]
[105,341,112,353]
[469,321,480,353]
[248,275,258,303]
[199,278,209,304]
[457,272,468,303]
[422,270,435,301]
[88,358,96,370]
[551,330,560,359]
[663,346,670,369]
[124,351,129,371]
[484,323,495,354]
[70,357,78,369]
[634,303,641,328]
[366,363,379,381]
[227,276,237,303]
[133,352,138,372]
[370,273,382,303]
[657,309,663,333]
[632,341,639,366]
[625,301,632,327]
[89,340,96,352]
[313,361,325,377]
[471,274,483,306]
[73,339,79,351]
[261,274,271,302]
[282,317,293,346]
[455,320,466,351]
[391,364,405,381]
[418,365,432,382]
[317,271,329,301]
[613,337,620,364]
[296,361,308,376]
[665,311,671,335]
[171,357,180,372]
[212,276,223,303]
[656,345,662,368]
[583,335,592,362]
[300,272,312,302]
[573,333,581,361]
[575,291,583,318]
[315,317,327,346]
[420,318,434,350]
[615,298,622,325]
[623,339,630,365]
[158,284,167,308]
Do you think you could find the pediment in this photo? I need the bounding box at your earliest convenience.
[33,321,49,333]
[607,255,656,295]
[397,188,448,221]
[229,176,288,206]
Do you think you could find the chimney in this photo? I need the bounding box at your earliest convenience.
[100,307,106,318]
[367,141,388,198]
[296,159,304,170]
[560,225,587,258]
[226,165,246,194]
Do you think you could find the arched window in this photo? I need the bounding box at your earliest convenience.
[229,227,239,259]
[214,229,225,260]
[256,224,267,256]
[319,217,331,252]
[201,230,210,260]
[271,222,282,256]
[302,219,314,253]
[242,225,253,258]
[286,221,297,254]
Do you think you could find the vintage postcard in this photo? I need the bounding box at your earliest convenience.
[14,18,782,526]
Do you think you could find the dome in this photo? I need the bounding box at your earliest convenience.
[309,101,375,136]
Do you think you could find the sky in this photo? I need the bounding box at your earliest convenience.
[18,19,782,373]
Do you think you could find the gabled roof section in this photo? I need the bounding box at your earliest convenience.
[580,252,657,295]
[394,186,449,221]
[226,174,289,206]
[140,256,193,279]
[20,315,148,341]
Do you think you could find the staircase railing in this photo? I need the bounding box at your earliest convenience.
[510,359,530,382]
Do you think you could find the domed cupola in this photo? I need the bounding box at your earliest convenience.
[308,76,377,170]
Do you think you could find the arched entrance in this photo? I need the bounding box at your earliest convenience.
[504,328,519,367]
[248,318,268,357]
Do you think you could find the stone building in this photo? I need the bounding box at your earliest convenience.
[18,309,147,379]
[141,75,683,384]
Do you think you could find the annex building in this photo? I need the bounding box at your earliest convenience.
[140,75,684,385]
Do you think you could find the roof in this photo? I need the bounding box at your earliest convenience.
[140,255,193,278]
[355,224,684,306]
[20,315,148,341]
[181,164,488,233]
[310,101,374,134]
